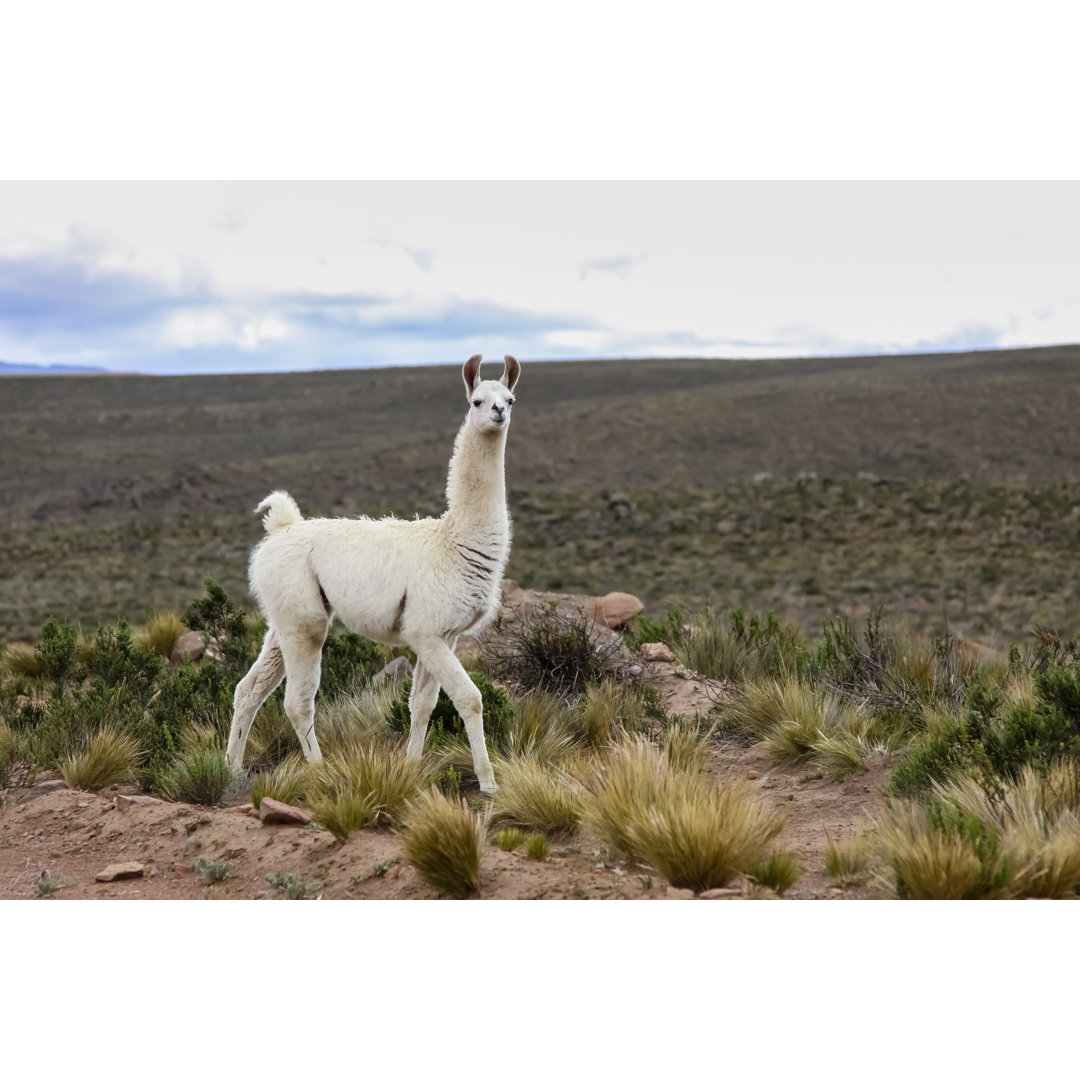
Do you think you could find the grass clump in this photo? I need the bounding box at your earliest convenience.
[627,776,785,893]
[525,833,550,860]
[494,827,525,852]
[137,612,185,659]
[250,754,310,810]
[160,746,235,806]
[307,743,431,840]
[823,832,874,887]
[401,789,485,898]
[2,642,45,679]
[746,851,804,895]
[60,725,142,790]
[673,605,804,682]
[492,755,584,836]
[728,676,874,772]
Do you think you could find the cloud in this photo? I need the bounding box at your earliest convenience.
[578,253,643,280]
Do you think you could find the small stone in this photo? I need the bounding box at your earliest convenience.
[699,887,741,900]
[96,861,145,882]
[665,887,695,900]
[626,664,643,678]
[258,798,314,826]
[641,641,676,663]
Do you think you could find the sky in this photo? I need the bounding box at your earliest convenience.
[1,2,1077,375]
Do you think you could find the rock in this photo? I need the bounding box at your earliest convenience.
[640,641,676,663]
[169,629,206,665]
[699,887,742,899]
[371,655,413,687]
[115,794,163,811]
[626,664,643,678]
[665,887,695,900]
[259,798,314,826]
[19,780,68,804]
[591,591,644,629]
[96,861,145,882]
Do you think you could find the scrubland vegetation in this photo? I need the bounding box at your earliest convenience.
[5,572,1080,898]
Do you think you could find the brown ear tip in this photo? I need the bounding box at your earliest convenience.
[467,353,483,363]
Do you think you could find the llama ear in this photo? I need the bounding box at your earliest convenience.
[500,354,521,392]
[463,354,483,395]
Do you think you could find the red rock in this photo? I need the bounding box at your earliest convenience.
[96,861,145,882]
[258,798,313,826]
[591,591,645,629]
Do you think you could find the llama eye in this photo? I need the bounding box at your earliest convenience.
[472,400,481,407]
[507,399,515,406]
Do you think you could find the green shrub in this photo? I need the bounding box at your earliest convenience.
[387,671,513,751]
[34,616,83,691]
[183,577,254,672]
[266,870,324,899]
[160,746,234,806]
[524,833,550,860]
[318,631,384,700]
[494,827,524,851]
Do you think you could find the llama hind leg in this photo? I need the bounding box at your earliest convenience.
[227,629,285,771]
[405,660,440,761]
[278,626,329,766]
[411,637,496,794]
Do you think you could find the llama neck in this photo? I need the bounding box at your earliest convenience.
[443,418,509,548]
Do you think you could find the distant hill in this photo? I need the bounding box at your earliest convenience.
[0,359,108,375]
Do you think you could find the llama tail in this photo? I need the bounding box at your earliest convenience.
[255,490,302,534]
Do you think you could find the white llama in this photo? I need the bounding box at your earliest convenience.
[226,354,520,794]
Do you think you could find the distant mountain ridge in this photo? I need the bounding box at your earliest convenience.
[0,359,108,375]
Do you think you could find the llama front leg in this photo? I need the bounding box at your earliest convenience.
[412,637,497,794]
[228,629,286,771]
[405,660,440,760]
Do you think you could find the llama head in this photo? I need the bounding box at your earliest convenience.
[462,354,520,434]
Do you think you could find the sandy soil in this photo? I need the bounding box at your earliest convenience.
[0,587,890,901]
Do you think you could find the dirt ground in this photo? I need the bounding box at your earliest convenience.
[0,586,890,901]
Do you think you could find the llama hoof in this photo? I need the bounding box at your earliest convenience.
[479,780,499,796]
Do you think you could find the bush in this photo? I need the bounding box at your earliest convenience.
[318,631,384,700]
[482,602,622,695]
[387,671,513,751]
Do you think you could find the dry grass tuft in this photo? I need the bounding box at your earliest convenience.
[314,683,399,758]
[250,754,310,810]
[2,642,44,679]
[877,801,1009,900]
[746,850,804,895]
[823,831,874,887]
[60,725,142,790]
[492,755,584,836]
[582,737,669,858]
[137,612,185,659]
[401,789,485,898]
[494,827,524,851]
[728,677,873,771]
[627,776,785,893]
[308,743,431,840]
[661,720,715,773]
